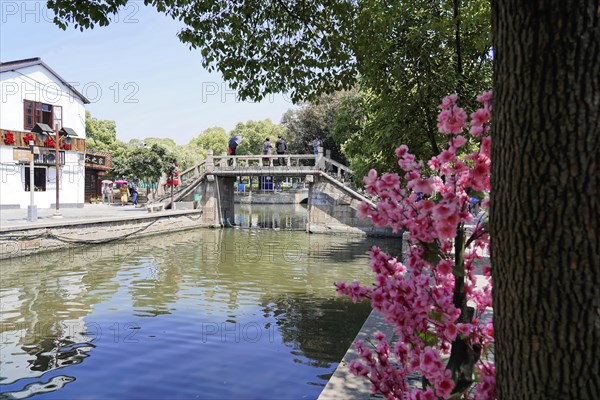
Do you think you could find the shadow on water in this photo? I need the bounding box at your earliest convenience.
[260,294,372,368]
[0,208,401,399]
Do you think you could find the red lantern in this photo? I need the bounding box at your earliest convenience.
[166,178,180,187]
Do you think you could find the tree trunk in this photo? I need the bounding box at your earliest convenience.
[491,1,599,398]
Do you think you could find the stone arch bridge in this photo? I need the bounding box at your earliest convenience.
[152,149,387,235]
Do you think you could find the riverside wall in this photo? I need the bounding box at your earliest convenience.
[0,210,205,260]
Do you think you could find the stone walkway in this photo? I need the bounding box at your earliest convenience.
[0,204,151,230]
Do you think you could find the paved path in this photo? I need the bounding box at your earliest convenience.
[0,204,149,230]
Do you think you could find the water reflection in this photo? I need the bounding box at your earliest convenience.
[234,203,307,230]
[0,206,402,399]
[262,294,372,368]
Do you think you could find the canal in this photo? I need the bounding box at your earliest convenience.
[0,205,401,399]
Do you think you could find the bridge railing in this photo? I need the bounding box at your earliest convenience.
[215,152,318,169]
[180,159,207,183]
[322,156,353,182]
[151,148,356,203]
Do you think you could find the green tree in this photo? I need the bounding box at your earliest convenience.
[85,111,118,151]
[189,126,229,158]
[281,91,356,163]
[126,143,174,184]
[229,119,285,155]
[53,0,491,166]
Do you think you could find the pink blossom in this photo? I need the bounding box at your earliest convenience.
[444,324,458,341]
[349,360,369,376]
[428,157,441,170]
[436,377,455,399]
[457,323,473,337]
[449,135,467,150]
[438,149,456,164]
[437,106,468,134]
[357,201,371,219]
[439,93,458,108]
[437,260,453,275]
[433,202,456,219]
[476,91,493,108]
[380,172,400,189]
[470,125,485,137]
[340,91,493,400]
[395,145,409,157]
[363,169,378,192]
[481,136,491,157]
[420,347,440,373]
[470,108,491,127]
[409,177,434,196]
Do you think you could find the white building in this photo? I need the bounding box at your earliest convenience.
[0,57,89,209]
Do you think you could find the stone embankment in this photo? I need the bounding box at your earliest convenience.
[0,209,204,260]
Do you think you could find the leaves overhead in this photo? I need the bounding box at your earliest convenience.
[48,0,358,103]
[52,0,491,179]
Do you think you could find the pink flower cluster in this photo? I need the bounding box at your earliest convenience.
[337,93,495,399]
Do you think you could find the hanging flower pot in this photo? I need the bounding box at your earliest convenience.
[3,131,15,146]
[62,143,71,150]
[44,136,56,147]
[23,133,35,145]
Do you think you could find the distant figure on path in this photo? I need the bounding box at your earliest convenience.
[103,184,113,204]
[263,138,273,166]
[275,135,286,166]
[312,137,321,155]
[119,184,129,206]
[129,182,138,206]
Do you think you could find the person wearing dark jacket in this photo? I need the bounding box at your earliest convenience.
[275,135,286,166]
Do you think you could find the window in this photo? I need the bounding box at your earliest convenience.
[24,166,46,192]
[24,100,62,131]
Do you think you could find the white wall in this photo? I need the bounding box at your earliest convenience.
[0,65,86,137]
[0,146,84,208]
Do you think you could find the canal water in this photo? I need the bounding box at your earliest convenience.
[0,205,401,399]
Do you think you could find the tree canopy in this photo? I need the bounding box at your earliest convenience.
[52,0,491,172]
[229,119,285,155]
[189,127,229,158]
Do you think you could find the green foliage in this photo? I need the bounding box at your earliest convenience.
[48,0,357,102]
[85,110,118,152]
[55,0,492,181]
[126,144,174,183]
[189,127,229,158]
[229,119,285,155]
[281,91,359,163]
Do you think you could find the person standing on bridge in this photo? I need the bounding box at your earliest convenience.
[275,135,286,166]
[228,135,242,166]
[311,137,321,155]
[263,138,273,166]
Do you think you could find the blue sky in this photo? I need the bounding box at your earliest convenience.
[0,1,296,144]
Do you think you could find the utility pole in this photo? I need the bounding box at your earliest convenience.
[27,140,37,222]
[53,128,62,218]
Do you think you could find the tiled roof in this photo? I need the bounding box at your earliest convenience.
[0,57,90,104]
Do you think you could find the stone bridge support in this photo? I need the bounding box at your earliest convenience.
[195,175,235,227]
[307,174,386,235]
